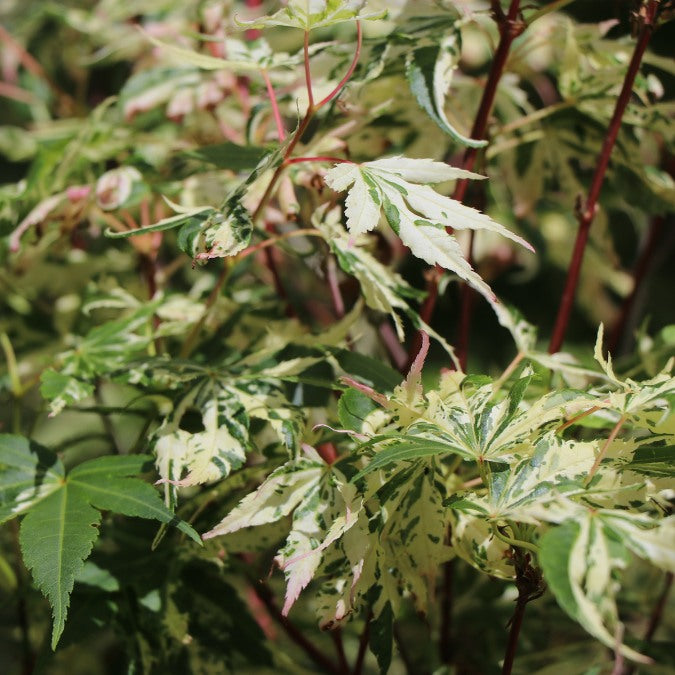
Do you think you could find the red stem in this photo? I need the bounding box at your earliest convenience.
[410,0,525,369]
[316,21,362,109]
[303,30,315,110]
[454,0,524,202]
[251,20,362,225]
[548,1,659,354]
[262,69,286,141]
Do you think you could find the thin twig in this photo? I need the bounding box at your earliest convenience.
[492,351,525,391]
[548,1,660,354]
[501,550,544,675]
[378,321,408,372]
[586,414,628,484]
[262,68,286,141]
[555,404,603,435]
[252,20,362,223]
[303,30,315,110]
[316,21,362,109]
[0,23,77,111]
[0,80,37,104]
[644,572,673,642]
[326,255,346,318]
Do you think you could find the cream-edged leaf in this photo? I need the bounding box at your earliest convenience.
[343,170,381,236]
[202,459,324,538]
[540,516,649,664]
[366,156,485,184]
[398,182,534,252]
[382,190,496,301]
[324,162,360,192]
[405,33,488,149]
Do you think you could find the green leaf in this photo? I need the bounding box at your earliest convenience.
[181,142,268,170]
[626,445,675,477]
[0,434,64,523]
[3,436,200,649]
[338,389,378,432]
[352,436,454,481]
[69,459,201,545]
[540,516,650,664]
[406,33,487,148]
[39,370,95,416]
[19,487,101,650]
[369,601,394,675]
[40,304,159,415]
[332,349,401,392]
[104,206,215,239]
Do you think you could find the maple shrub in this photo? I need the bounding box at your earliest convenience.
[1,1,674,674]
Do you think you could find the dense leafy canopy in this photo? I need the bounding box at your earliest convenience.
[1,1,673,674]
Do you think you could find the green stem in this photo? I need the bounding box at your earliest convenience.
[492,525,539,555]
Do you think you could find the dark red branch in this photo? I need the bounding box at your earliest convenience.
[548,1,660,354]
[410,0,525,369]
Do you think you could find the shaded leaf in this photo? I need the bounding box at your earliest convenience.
[406,32,487,148]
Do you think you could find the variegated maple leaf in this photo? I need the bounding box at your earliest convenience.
[324,157,534,302]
